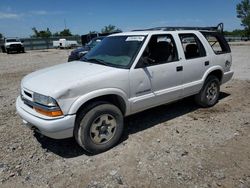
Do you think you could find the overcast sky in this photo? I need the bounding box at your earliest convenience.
[0,0,243,38]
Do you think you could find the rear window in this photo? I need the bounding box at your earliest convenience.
[201,32,231,54]
[179,33,206,59]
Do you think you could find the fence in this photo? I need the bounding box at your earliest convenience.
[1,35,249,52]
[21,36,247,50]
[225,36,250,42]
[21,36,82,51]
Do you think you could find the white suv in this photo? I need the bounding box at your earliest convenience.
[16,24,233,153]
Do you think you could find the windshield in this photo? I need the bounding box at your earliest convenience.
[6,39,20,43]
[88,38,103,48]
[83,35,145,68]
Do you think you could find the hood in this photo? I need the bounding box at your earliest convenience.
[22,61,117,98]
[71,46,90,55]
[6,42,22,45]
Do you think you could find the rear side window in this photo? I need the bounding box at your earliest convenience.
[201,32,231,54]
[179,34,206,59]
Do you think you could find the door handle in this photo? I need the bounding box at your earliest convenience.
[205,61,209,66]
[176,66,183,72]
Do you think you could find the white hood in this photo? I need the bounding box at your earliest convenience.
[22,61,118,98]
[5,42,22,45]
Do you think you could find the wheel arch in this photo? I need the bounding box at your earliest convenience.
[68,88,129,116]
[202,66,223,83]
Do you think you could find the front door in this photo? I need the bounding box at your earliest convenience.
[129,34,183,113]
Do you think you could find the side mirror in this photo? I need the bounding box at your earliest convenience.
[136,57,149,68]
[135,50,156,68]
[78,51,88,58]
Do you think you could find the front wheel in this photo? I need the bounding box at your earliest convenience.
[195,75,220,107]
[75,102,124,154]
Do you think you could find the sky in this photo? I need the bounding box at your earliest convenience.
[0,0,243,38]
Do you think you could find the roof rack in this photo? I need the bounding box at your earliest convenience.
[133,23,224,33]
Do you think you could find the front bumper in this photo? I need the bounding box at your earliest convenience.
[222,70,234,84]
[7,45,24,51]
[16,96,75,139]
[67,54,79,62]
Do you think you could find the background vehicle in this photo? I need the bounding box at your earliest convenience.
[16,23,233,154]
[2,38,25,54]
[68,37,104,62]
[53,38,78,49]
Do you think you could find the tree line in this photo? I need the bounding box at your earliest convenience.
[31,27,74,38]
[30,24,121,38]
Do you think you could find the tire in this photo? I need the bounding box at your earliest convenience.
[195,75,220,107]
[6,49,9,54]
[74,102,124,154]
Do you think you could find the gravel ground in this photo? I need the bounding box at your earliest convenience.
[0,46,249,188]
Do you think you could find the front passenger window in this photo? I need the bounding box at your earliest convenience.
[140,34,178,66]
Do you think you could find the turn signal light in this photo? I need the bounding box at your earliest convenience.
[34,107,63,117]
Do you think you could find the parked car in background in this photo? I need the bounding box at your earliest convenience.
[68,36,104,62]
[241,35,250,41]
[2,38,25,54]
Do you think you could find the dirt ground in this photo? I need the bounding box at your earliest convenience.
[0,46,249,188]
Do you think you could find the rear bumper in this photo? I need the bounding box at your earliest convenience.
[222,70,234,84]
[16,96,75,139]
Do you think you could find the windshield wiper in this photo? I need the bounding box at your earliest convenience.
[87,58,109,66]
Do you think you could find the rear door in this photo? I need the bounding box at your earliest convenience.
[178,33,210,97]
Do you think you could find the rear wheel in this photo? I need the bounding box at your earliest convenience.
[74,102,124,154]
[195,75,220,107]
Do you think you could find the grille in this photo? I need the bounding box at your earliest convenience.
[10,44,21,48]
[24,90,32,98]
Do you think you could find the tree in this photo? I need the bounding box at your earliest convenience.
[59,29,72,36]
[101,25,122,33]
[89,31,98,34]
[236,0,250,35]
[32,27,52,38]
[52,32,59,37]
[0,33,3,39]
[53,29,73,37]
[224,29,246,36]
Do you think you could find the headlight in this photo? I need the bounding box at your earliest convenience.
[6,45,10,48]
[33,93,57,107]
[33,93,63,117]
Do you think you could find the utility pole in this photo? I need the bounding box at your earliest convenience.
[64,19,67,30]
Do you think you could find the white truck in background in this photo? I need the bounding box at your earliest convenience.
[1,38,25,53]
[53,39,78,49]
